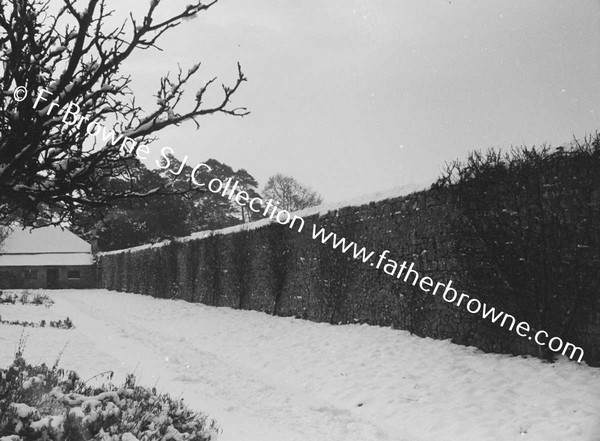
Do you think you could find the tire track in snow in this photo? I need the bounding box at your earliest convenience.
[57,290,407,441]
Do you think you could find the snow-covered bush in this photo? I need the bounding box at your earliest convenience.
[21,292,54,307]
[0,292,17,304]
[0,291,54,307]
[0,317,73,329]
[0,352,219,441]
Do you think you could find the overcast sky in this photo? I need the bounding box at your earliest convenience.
[123,0,600,203]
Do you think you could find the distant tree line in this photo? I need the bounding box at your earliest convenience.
[70,157,324,251]
[69,153,262,250]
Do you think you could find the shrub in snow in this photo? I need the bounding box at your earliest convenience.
[0,292,17,304]
[0,291,54,307]
[17,291,34,305]
[27,293,54,307]
[19,291,54,307]
[0,317,73,329]
[0,352,219,441]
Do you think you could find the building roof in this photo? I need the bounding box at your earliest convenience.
[0,226,93,267]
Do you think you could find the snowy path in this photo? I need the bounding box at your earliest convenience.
[1,289,598,441]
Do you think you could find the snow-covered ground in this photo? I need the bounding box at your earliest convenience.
[1,289,598,441]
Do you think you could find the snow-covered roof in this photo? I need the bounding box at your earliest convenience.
[0,226,93,267]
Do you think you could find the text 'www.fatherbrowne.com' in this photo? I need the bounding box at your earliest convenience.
[310,223,585,363]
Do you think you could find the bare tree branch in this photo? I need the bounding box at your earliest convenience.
[0,0,248,226]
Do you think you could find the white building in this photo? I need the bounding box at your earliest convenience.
[0,225,95,289]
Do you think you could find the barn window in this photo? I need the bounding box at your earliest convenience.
[67,270,81,280]
[23,269,37,279]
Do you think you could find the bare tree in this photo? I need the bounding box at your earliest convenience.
[263,174,323,212]
[0,0,248,226]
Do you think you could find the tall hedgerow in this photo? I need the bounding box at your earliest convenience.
[435,134,600,359]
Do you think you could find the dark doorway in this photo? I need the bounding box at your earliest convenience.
[46,269,59,289]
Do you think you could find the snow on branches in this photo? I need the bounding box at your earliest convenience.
[0,0,248,227]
